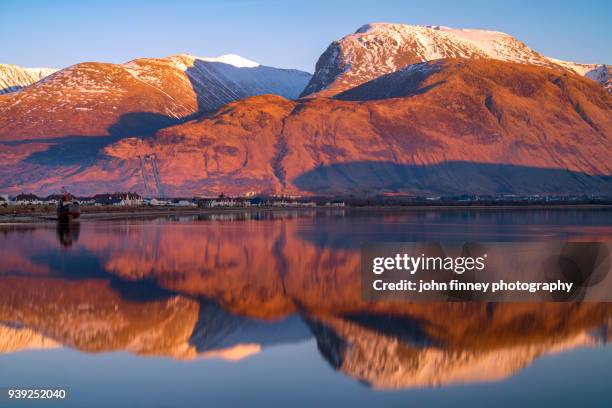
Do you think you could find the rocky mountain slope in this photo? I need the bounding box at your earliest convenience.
[0,64,56,94]
[2,58,609,197]
[301,23,611,97]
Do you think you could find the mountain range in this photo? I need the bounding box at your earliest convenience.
[0,23,610,197]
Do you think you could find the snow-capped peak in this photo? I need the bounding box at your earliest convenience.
[348,23,534,63]
[200,54,260,68]
[302,22,611,97]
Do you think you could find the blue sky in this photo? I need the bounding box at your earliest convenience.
[2,0,610,72]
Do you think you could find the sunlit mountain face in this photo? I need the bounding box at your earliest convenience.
[0,209,610,390]
[1,26,611,198]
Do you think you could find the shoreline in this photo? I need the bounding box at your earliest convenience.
[0,204,610,224]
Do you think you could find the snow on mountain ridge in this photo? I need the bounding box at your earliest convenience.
[201,54,260,68]
[156,53,261,70]
[548,58,611,92]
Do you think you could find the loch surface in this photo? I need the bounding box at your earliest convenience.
[0,208,611,407]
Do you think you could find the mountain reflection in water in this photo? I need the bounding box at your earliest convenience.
[0,208,611,391]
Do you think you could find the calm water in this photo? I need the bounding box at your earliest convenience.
[0,208,611,407]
